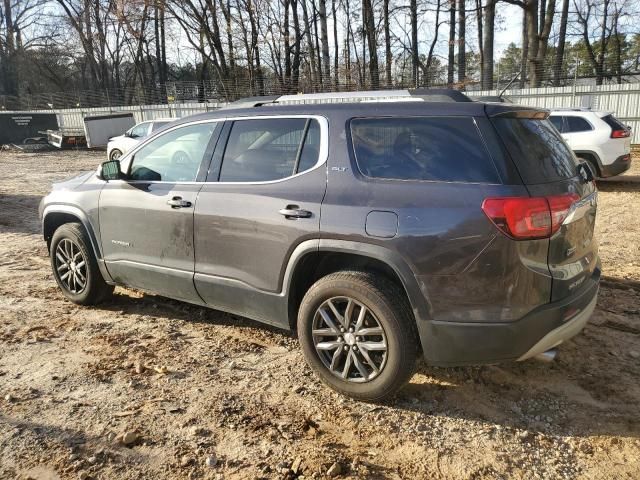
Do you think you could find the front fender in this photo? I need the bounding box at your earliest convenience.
[42,204,114,283]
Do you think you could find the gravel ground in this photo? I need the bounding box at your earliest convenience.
[0,148,639,480]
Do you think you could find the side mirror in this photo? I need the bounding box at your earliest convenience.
[101,160,124,181]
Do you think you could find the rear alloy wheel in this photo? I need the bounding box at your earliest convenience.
[312,296,388,382]
[50,223,114,305]
[298,271,417,401]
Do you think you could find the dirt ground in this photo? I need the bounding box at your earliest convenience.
[0,148,639,480]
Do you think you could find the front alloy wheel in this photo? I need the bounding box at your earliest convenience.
[50,223,114,305]
[54,238,88,294]
[312,296,388,382]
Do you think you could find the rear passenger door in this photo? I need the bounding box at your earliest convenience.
[193,116,327,324]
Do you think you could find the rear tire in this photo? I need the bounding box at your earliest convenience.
[297,271,417,402]
[50,223,114,305]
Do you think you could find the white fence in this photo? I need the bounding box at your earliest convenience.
[50,102,225,131]
[12,82,640,144]
[473,83,640,144]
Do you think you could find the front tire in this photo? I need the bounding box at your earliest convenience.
[297,271,418,402]
[109,149,122,161]
[50,223,114,305]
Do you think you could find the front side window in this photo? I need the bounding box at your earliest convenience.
[129,123,217,182]
[219,118,322,182]
[129,122,150,138]
[566,116,593,133]
[350,117,500,183]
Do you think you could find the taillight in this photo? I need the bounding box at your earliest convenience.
[611,129,630,138]
[547,193,580,231]
[482,194,580,240]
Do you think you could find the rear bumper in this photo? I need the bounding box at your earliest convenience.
[601,154,631,177]
[419,265,600,366]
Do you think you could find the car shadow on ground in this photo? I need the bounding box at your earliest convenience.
[0,194,43,235]
[597,176,640,192]
[93,289,640,441]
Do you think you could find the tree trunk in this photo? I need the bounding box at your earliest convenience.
[384,0,392,87]
[457,0,466,84]
[552,0,569,86]
[411,0,419,87]
[300,0,318,88]
[448,0,456,85]
[520,8,528,88]
[318,0,331,83]
[363,0,379,89]
[481,0,495,90]
[332,0,339,90]
[2,0,16,95]
[476,0,484,85]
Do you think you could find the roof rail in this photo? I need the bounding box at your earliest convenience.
[221,88,472,109]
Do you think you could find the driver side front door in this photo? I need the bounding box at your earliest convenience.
[99,120,221,302]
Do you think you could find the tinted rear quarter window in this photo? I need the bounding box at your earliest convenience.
[601,114,627,131]
[350,117,500,183]
[493,117,577,184]
[566,116,592,133]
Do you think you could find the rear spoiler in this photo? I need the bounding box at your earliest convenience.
[485,104,550,119]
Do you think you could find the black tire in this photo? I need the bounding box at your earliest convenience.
[577,156,601,178]
[297,271,418,402]
[50,223,114,305]
[109,149,123,161]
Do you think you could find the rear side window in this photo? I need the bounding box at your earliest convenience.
[549,116,564,132]
[219,118,321,182]
[350,117,500,183]
[493,117,577,184]
[566,116,592,133]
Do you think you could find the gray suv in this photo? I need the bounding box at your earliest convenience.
[40,90,601,401]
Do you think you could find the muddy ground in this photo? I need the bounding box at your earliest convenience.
[0,148,638,480]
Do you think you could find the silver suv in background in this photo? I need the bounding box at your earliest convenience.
[549,109,631,177]
[107,118,175,161]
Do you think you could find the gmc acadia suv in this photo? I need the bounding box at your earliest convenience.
[40,90,601,401]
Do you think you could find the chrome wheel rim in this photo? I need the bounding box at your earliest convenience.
[312,296,388,383]
[54,239,87,294]
[111,150,121,161]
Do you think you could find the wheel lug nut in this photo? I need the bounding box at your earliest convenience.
[349,328,354,333]
[343,346,349,351]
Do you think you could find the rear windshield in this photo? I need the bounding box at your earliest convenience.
[601,114,627,131]
[350,117,500,183]
[492,117,577,184]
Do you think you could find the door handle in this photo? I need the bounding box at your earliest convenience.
[279,205,312,219]
[167,196,192,208]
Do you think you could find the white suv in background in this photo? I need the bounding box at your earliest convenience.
[107,118,176,161]
[549,109,632,177]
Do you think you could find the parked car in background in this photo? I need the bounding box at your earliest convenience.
[549,108,631,177]
[107,118,175,161]
[40,90,600,401]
